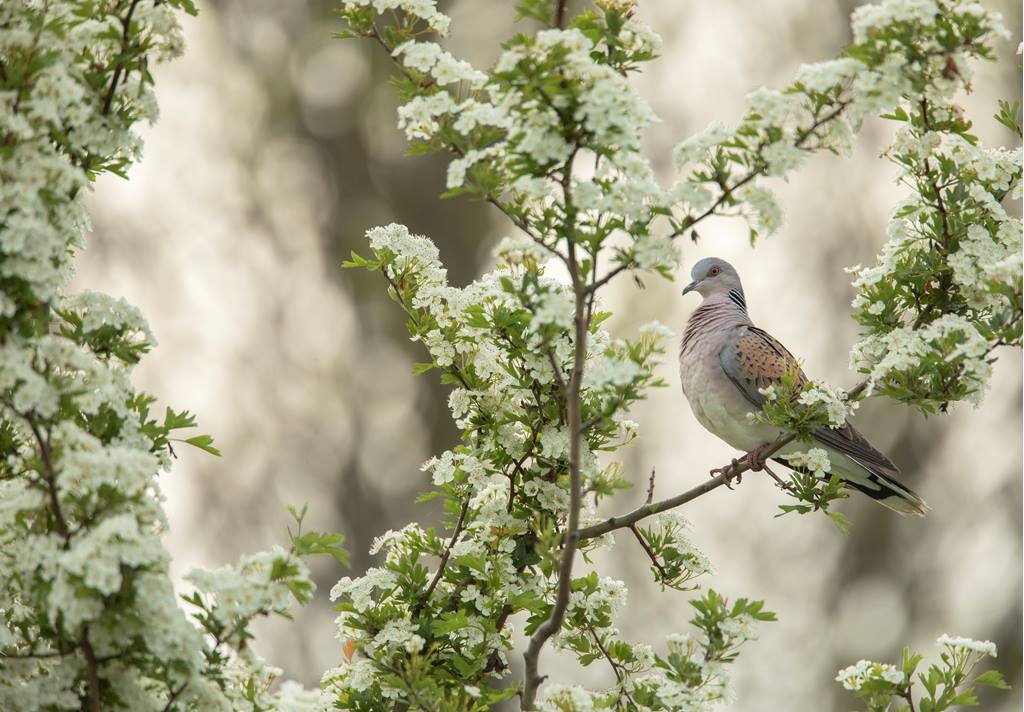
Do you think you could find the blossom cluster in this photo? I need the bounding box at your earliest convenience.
[0,2,344,709]
[844,1,1021,412]
[837,635,1007,711]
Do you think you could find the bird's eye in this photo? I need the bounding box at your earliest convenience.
[708,266,721,277]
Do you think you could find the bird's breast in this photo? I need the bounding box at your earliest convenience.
[679,337,781,452]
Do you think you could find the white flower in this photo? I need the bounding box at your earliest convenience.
[797,382,855,427]
[795,57,866,92]
[937,634,998,658]
[673,121,730,169]
[638,320,674,339]
[786,448,831,476]
[736,185,782,236]
[745,87,799,127]
[835,659,904,690]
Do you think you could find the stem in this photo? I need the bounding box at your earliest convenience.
[101,0,142,115]
[418,500,470,609]
[508,423,542,512]
[27,417,71,545]
[587,622,638,707]
[629,524,668,582]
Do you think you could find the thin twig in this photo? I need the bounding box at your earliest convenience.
[628,524,668,582]
[587,622,638,708]
[418,500,470,608]
[508,423,542,512]
[27,417,70,545]
[645,467,656,505]
[101,0,142,115]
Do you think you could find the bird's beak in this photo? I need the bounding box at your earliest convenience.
[681,280,699,296]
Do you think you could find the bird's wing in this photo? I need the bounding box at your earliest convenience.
[718,325,898,472]
[718,325,806,409]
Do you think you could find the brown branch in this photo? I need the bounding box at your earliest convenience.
[24,413,105,708]
[508,423,542,512]
[101,0,143,116]
[587,622,638,707]
[27,416,70,545]
[80,631,102,712]
[418,500,470,608]
[576,459,747,541]
[522,152,585,710]
[628,524,668,583]
[161,683,188,712]
[578,381,869,540]
[553,0,569,29]
[544,348,568,394]
[645,467,656,505]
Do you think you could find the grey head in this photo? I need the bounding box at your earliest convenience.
[681,257,747,310]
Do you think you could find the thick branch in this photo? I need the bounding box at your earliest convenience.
[522,157,585,710]
[553,0,569,29]
[80,632,102,712]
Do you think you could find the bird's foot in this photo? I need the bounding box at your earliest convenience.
[745,442,774,472]
[710,458,743,489]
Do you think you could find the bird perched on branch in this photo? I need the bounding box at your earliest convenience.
[678,257,928,517]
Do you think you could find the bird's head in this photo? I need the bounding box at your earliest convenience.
[681,257,744,300]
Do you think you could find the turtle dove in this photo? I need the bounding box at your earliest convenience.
[678,257,928,516]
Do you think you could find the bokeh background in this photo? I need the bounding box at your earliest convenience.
[75,0,1022,709]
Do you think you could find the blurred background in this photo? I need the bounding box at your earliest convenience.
[75,0,1022,709]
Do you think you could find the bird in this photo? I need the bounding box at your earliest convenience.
[678,256,928,516]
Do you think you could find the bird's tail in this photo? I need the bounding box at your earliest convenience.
[776,455,929,517]
[842,457,929,517]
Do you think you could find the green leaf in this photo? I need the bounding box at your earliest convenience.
[974,670,1010,690]
[291,531,350,567]
[183,434,221,457]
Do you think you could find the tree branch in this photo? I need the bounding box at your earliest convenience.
[553,0,569,29]
[80,631,102,712]
[628,524,668,583]
[101,0,143,116]
[577,380,869,540]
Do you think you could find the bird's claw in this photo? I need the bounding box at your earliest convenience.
[745,442,774,472]
[710,458,743,489]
